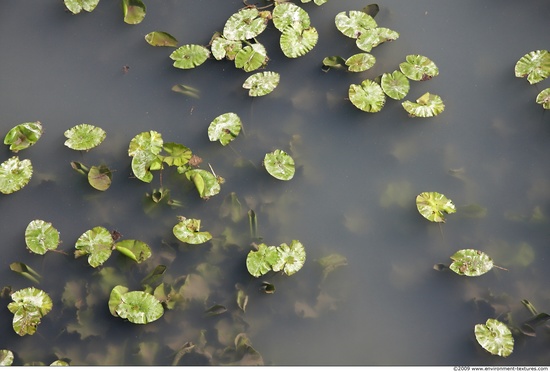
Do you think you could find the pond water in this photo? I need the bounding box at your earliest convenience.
[0,0,549,366]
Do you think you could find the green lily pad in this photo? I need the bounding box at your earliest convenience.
[345,53,376,72]
[108,285,129,316]
[348,79,386,113]
[74,226,114,268]
[8,287,52,336]
[402,92,445,117]
[356,27,399,52]
[273,2,311,32]
[170,44,210,70]
[173,216,212,244]
[25,219,60,255]
[4,121,43,153]
[399,54,439,81]
[223,8,270,41]
[335,10,377,39]
[381,70,410,100]
[64,0,100,14]
[210,35,242,61]
[475,319,514,357]
[162,142,192,167]
[64,124,106,151]
[536,87,550,109]
[144,31,178,47]
[131,151,161,183]
[243,71,280,97]
[449,249,494,277]
[514,50,550,84]
[263,149,295,181]
[115,240,152,263]
[416,191,456,223]
[122,0,146,25]
[128,130,163,157]
[208,112,242,145]
[115,290,164,324]
[88,165,112,191]
[0,156,33,194]
[246,243,280,278]
[272,240,306,276]
[280,25,318,58]
[0,350,14,366]
[301,0,328,4]
[185,168,222,199]
[235,43,268,72]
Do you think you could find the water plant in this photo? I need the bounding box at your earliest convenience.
[4,121,43,153]
[144,31,178,47]
[535,87,550,109]
[0,156,33,195]
[7,287,53,336]
[246,240,306,278]
[109,285,164,324]
[71,162,113,191]
[263,149,295,181]
[415,191,456,223]
[348,79,386,113]
[242,71,280,97]
[122,0,146,25]
[402,92,445,118]
[208,112,243,146]
[63,0,100,14]
[0,350,14,366]
[24,219,61,255]
[474,318,514,357]
[64,124,106,151]
[514,49,550,84]
[173,216,212,245]
[448,249,494,277]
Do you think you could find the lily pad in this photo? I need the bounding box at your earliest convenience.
[474,319,514,357]
[185,168,222,199]
[173,216,212,244]
[223,8,270,41]
[162,142,192,168]
[235,43,268,72]
[348,79,386,113]
[145,31,178,47]
[0,350,14,366]
[4,121,43,153]
[115,239,152,263]
[272,2,311,32]
[345,53,376,72]
[356,27,399,52]
[64,124,106,151]
[108,285,129,316]
[25,220,60,255]
[208,112,242,146]
[246,243,280,278]
[263,149,295,181]
[536,87,550,109]
[74,226,114,268]
[131,151,161,183]
[280,25,318,58]
[210,35,242,61]
[128,130,163,157]
[122,0,146,25]
[449,249,494,277]
[301,0,328,4]
[170,44,210,70]
[335,10,377,39]
[64,0,100,14]
[243,71,280,97]
[381,70,410,100]
[514,50,550,84]
[87,165,112,191]
[399,54,439,81]
[272,240,306,276]
[402,92,445,117]
[115,290,164,324]
[8,287,52,336]
[0,156,33,194]
[416,191,456,222]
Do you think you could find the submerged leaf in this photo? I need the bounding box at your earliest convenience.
[145,31,178,47]
[235,43,268,72]
[514,50,550,84]
[25,220,60,255]
[280,25,318,58]
[449,249,494,277]
[170,44,210,69]
[402,92,445,117]
[8,287,52,336]
[243,71,280,97]
[536,87,550,109]
[273,2,311,31]
[263,149,295,181]
[64,0,100,14]
[223,8,269,41]
[475,319,514,357]
[116,290,164,324]
[348,79,386,113]
[0,157,33,194]
[4,121,43,153]
[9,262,42,284]
[122,0,146,25]
[171,84,200,98]
[173,216,212,244]
[381,70,410,100]
[399,54,439,81]
[416,191,456,222]
[208,113,242,146]
[362,4,380,17]
[74,226,114,268]
[115,240,152,263]
[322,56,347,71]
[64,124,106,151]
[335,10,377,39]
[345,53,376,72]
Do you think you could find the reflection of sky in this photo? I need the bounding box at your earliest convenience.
[1,0,550,366]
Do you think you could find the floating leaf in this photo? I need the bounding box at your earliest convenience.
[263,149,295,181]
[9,262,41,284]
[131,151,161,183]
[272,2,311,31]
[335,10,377,39]
[108,285,129,317]
[0,350,14,366]
[88,165,112,191]
[4,121,43,153]
[348,79,386,113]
[474,319,514,357]
[128,131,163,157]
[64,124,106,151]
[449,249,494,277]
[345,53,376,72]
[223,8,270,41]
[536,87,550,109]
[122,0,146,25]
[243,71,280,97]
[356,27,399,52]
[514,50,550,84]
[381,70,410,100]
[25,220,60,255]
[115,290,164,324]
[173,216,212,244]
[8,287,52,336]
[162,143,192,167]
[280,25,318,58]
[144,31,178,47]
[0,157,33,194]
[301,0,328,5]
[210,35,242,61]
[170,44,210,70]
[235,43,268,72]
[246,244,280,278]
[416,191,456,222]
[185,169,221,199]
[74,226,114,268]
[272,240,306,276]
[115,240,152,263]
[208,113,242,146]
[402,92,445,117]
[64,0,100,14]
[399,54,439,81]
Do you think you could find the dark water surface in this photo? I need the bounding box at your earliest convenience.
[1,0,549,366]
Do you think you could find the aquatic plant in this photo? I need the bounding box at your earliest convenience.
[402,92,445,117]
[4,121,43,153]
[535,87,550,109]
[63,0,100,14]
[416,191,456,223]
[170,44,211,70]
[109,285,164,324]
[144,31,178,47]
[208,112,243,146]
[242,71,280,97]
[25,219,61,255]
[448,249,494,277]
[514,49,550,84]
[474,319,514,357]
[122,0,146,25]
[381,70,410,100]
[399,54,439,81]
[173,216,212,244]
[246,240,306,278]
[0,156,33,195]
[8,287,52,336]
[263,149,295,180]
[349,79,386,113]
[71,162,113,191]
[64,124,106,151]
[0,350,14,366]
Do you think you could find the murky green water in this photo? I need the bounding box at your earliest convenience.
[1,0,549,366]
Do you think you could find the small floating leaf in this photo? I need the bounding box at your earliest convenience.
[162,142,192,167]
[356,27,399,52]
[246,244,280,278]
[348,79,386,113]
[115,290,164,324]
[0,350,14,366]
[131,151,161,183]
[263,149,295,181]
[345,53,376,72]
[273,2,311,32]
[145,31,178,47]
[402,92,445,117]
[87,165,112,191]
[64,124,106,151]
[280,25,318,58]
[115,240,152,263]
[121,0,146,25]
[185,169,221,199]
[243,71,280,97]
[416,191,456,222]
[272,240,306,276]
[74,226,114,268]
[449,249,494,277]
[170,44,210,70]
[399,54,439,81]
[0,157,33,194]
[64,0,100,14]
[536,87,550,109]
[335,10,377,39]
[301,0,328,5]
[173,216,212,244]
[235,43,268,72]
[4,121,43,153]
[223,8,269,41]
[128,130,163,157]
[381,70,410,100]
[514,50,550,84]
[25,220,60,255]
[474,319,514,357]
[208,112,242,146]
[108,285,129,316]
[8,287,52,336]
[210,35,242,61]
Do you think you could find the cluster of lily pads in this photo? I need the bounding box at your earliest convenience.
[514,49,550,109]
[246,240,306,278]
